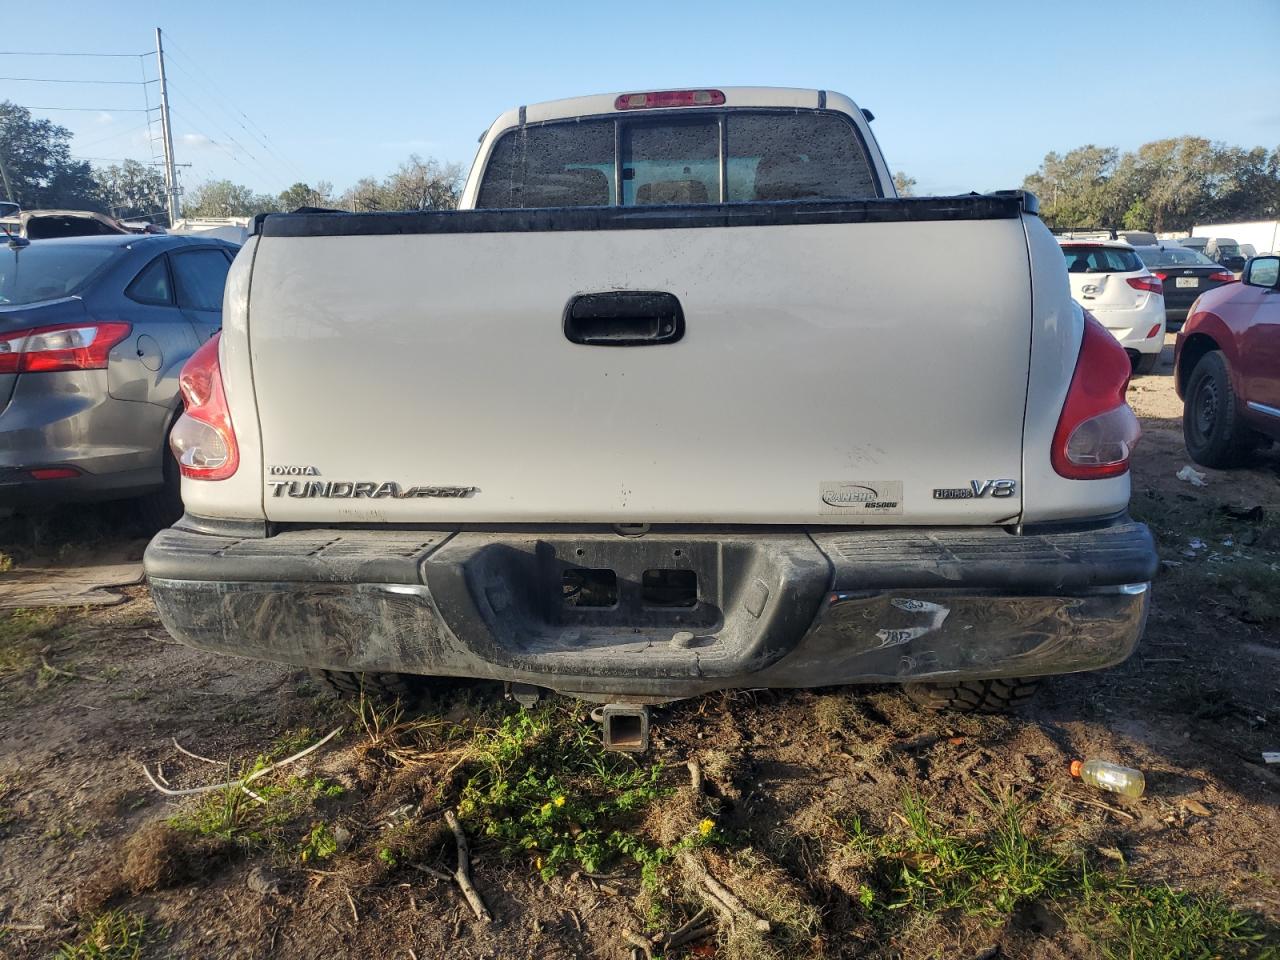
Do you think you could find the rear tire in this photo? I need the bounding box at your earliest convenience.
[1183,350,1255,468]
[309,669,433,705]
[905,677,1041,714]
[1132,352,1159,376]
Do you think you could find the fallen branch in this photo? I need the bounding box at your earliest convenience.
[622,907,716,957]
[444,809,492,923]
[681,853,770,932]
[140,727,342,799]
[410,863,453,883]
[39,653,105,683]
[621,929,653,960]
[665,906,711,945]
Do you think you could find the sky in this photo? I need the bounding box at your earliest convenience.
[4,0,1279,201]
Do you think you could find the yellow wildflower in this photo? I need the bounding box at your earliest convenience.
[554,796,566,807]
[540,802,552,815]
[698,818,715,836]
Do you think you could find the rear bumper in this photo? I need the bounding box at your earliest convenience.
[1091,301,1165,354]
[144,517,1158,698]
[0,466,162,509]
[0,369,168,509]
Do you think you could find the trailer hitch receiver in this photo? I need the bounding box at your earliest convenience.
[594,703,650,753]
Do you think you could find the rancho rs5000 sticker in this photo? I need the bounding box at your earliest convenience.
[818,480,903,517]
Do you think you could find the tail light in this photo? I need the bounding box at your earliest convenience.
[1051,313,1141,480]
[1145,324,1162,339]
[1153,271,1170,281]
[1207,271,1236,283]
[615,89,725,110]
[0,321,131,374]
[1126,275,1163,295]
[169,333,239,480]
[29,467,81,481]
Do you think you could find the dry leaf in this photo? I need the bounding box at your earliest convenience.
[1182,798,1212,817]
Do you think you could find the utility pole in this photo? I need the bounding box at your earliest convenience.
[155,27,179,227]
[0,151,14,204]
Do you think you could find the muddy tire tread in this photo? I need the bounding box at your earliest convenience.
[906,678,1042,713]
[309,669,428,703]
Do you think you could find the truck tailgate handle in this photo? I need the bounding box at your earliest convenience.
[563,291,685,346]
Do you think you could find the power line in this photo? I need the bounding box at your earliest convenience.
[27,105,154,112]
[163,54,302,186]
[168,106,272,185]
[161,35,307,184]
[167,88,287,191]
[73,119,155,152]
[72,155,155,163]
[0,76,154,84]
[0,50,150,58]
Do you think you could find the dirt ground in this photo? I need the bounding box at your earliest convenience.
[1,338,1277,960]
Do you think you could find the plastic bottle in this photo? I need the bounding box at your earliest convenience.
[1070,759,1145,798]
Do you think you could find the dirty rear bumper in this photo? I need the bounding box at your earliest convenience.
[144,518,1157,698]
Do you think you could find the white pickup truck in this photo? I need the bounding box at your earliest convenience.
[145,87,1157,745]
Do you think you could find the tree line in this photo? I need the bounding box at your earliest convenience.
[5,99,1278,231]
[1021,137,1280,232]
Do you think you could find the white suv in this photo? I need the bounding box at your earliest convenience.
[1058,240,1166,375]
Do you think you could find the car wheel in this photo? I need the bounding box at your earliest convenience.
[309,668,434,705]
[1132,352,1159,376]
[1183,350,1255,468]
[904,678,1041,713]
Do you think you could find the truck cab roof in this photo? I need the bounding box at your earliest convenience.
[490,86,858,129]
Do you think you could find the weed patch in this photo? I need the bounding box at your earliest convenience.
[56,909,147,960]
[847,789,1073,921]
[168,731,345,851]
[0,607,63,676]
[845,790,1276,958]
[457,706,669,879]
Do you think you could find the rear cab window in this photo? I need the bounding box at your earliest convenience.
[476,109,879,209]
[1061,245,1143,274]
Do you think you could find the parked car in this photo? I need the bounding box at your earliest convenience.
[1058,240,1166,373]
[1,233,238,521]
[1,209,132,241]
[1202,237,1246,274]
[143,87,1156,745]
[1133,244,1236,330]
[1176,255,1280,466]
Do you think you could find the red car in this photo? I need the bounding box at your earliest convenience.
[1175,255,1280,466]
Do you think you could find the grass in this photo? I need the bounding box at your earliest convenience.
[847,788,1073,920]
[168,730,345,854]
[845,789,1276,958]
[1075,871,1278,960]
[56,910,147,960]
[0,607,63,677]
